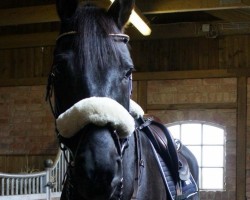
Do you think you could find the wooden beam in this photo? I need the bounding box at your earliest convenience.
[2,22,250,49]
[147,102,237,110]
[0,5,58,26]
[135,0,250,14]
[236,76,247,200]
[127,23,202,40]
[1,0,250,26]
[0,1,109,26]
[0,78,47,87]
[0,69,239,86]
[1,24,202,49]
[127,22,250,40]
[0,1,149,27]
[133,69,241,80]
[207,9,250,22]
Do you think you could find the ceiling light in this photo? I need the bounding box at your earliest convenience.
[109,0,151,36]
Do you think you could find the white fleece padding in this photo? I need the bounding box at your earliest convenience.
[130,99,144,119]
[56,97,138,138]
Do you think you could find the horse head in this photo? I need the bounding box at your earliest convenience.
[48,0,136,199]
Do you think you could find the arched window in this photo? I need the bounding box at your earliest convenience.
[166,121,225,190]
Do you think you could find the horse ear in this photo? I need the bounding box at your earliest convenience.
[108,0,135,30]
[56,0,78,20]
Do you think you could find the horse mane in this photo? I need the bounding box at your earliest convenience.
[74,3,122,71]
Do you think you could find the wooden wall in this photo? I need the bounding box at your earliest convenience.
[0,46,53,80]
[1,35,250,85]
[131,35,250,72]
[0,34,250,199]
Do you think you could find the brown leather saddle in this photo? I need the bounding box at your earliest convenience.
[137,116,198,200]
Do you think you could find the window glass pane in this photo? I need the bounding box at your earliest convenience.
[186,146,201,166]
[202,168,224,190]
[168,125,180,139]
[181,124,201,145]
[203,125,224,145]
[202,146,224,167]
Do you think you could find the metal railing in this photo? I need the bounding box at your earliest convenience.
[0,148,69,200]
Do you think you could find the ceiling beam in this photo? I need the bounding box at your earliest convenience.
[135,0,250,14]
[0,1,109,26]
[1,22,250,49]
[0,5,58,26]
[207,9,250,22]
[1,0,250,27]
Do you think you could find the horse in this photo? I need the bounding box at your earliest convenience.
[46,0,200,199]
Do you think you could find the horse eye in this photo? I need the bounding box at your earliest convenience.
[125,68,133,78]
[123,37,129,44]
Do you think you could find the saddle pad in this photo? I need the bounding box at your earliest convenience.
[150,142,198,200]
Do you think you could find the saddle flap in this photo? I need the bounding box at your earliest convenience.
[138,116,180,183]
[138,116,199,199]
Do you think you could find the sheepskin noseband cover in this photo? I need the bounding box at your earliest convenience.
[56,97,144,138]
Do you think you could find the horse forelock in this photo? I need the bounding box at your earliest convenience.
[74,4,124,73]
[53,2,133,117]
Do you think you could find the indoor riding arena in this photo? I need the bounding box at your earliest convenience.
[0,0,250,200]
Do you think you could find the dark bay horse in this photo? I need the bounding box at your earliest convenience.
[46,0,199,199]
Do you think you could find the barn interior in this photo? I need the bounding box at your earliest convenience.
[0,0,250,199]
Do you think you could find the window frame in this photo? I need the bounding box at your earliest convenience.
[166,120,226,191]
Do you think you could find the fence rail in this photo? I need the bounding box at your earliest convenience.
[0,148,69,200]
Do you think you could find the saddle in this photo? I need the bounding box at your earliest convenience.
[137,116,198,200]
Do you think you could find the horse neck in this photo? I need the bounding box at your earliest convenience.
[127,129,167,200]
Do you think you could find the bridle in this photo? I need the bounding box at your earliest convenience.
[46,31,131,118]
[56,31,130,44]
[46,31,140,200]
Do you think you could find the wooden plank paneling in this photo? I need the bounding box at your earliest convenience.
[0,32,58,49]
[219,35,250,69]
[130,37,221,72]
[0,78,47,86]
[0,35,250,85]
[0,49,11,78]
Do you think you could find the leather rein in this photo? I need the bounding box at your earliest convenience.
[46,31,142,200]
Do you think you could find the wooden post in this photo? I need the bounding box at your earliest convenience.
[137,80,147,113]
[236,76,247,200]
